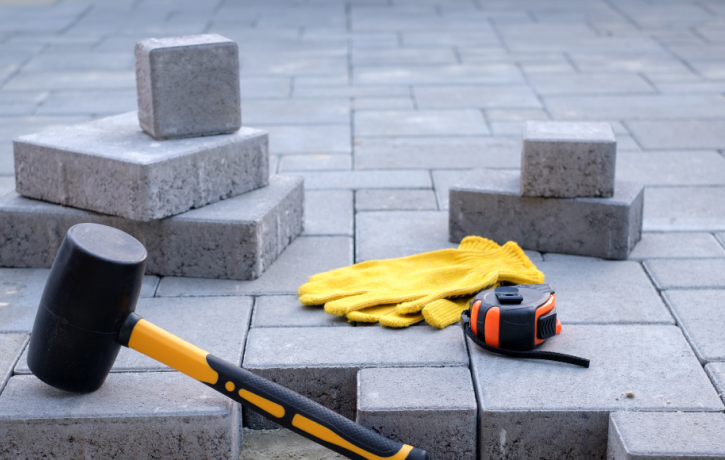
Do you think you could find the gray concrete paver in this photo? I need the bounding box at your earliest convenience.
[664,290,725,364]
[616,150,725,186]
[304,190,353,236]
[278,154,351,172]
[527,73,655,95]
[545,94,725,120]
[643,187,725,232]
[0,333,27,393]
[414,85,540,109]
[355,110,489,137]
[252,295,350,328]
[629,233,725,260]
[355,189,437,211]
[259,124,351,155]
[627,120,725,150]
[645,259,725,290]
[706,362,725,404]
[296,170,431,190]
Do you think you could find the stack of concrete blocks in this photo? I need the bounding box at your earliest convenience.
[449,121,643,259]
[0,34,304,280]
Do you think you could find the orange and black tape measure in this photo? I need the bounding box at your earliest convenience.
[461,284,589,368]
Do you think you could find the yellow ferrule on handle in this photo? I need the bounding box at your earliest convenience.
[127,318,219,385]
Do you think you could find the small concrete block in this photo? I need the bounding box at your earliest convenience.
[251,295,350,328]
[521,121,616,198]
[470,325,724,460]
[357,367,477,460]
[242,326,468,429]
[0,174,304,280]
[15,296,253,374]
[645,259,725,289]
[663,290,725,364]
[0,373,241,459]
[14,112,268,221]
[607,412,725,460]
[0,333,27,393]
[706,362,725,404]
[135,34,241,140]
[449,169,643,259]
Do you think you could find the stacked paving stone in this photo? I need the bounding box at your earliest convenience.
[449,121,644,259]
[0,34,303,280]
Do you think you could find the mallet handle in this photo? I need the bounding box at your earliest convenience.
[119,314,429,460]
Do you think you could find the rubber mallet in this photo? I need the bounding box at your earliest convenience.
[27,223,429,460]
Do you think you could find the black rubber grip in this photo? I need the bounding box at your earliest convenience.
[205,355,429,460]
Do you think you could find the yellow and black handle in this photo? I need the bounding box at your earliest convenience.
[118,313,429,460]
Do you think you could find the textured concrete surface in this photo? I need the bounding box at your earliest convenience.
[0,333,27,393]
[0,174,303,280]
[645,259,725,290]
[251,295,349,328]
[470,324,724,460]
[607,412,725,460]
[520,121,616,198]
[0,373,241,459]
[706,362,725,404]
[663,290,725,364]
[14,112,267,221]
[450,169,643,259]
[239,429,345,460]
[628,232,725,260]
[357,367,477,460]
[135,34,241,140]
[14,296,253,375]
[242,326,467,428]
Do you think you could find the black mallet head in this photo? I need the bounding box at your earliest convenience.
[27,223,147,393]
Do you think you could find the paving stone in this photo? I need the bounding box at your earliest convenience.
[520,121,617,198]
[432,169,474,211]
[240,77,291,99]
[353,98,415,110]
[156,236,352,296]
[627,120,725,150]
[0,333,27,393]
[15,296,252,376]
[616,150,725,186]
[545,94,725,120]
[607,412,725,460]
[0,175,303,281]
[35,89,137,116]
[0,372,241,459]
[278,154,351,172]
[356,367,477,460]
[135,34,240,139]
[0,91,48,116]
[0,176,14,198]
[3,70,136,90]
[352,48,457,66]
[629,233,725,260]
[706,362,725,403]
[527,73,654,95]
[355,189,437,211]
[260,125,351,155]
[485,108,549,122]
[304,190,353,236]
[643,187,725,232]
[239,428,346,459]
[414,85,540,109]
[356,211,456,262]
[539,254,673,325]
[354,64,526,86]
[355,110,488,137]
[242,99,350,125]
[645,259,725,290]
[293,86,409,99]
[251,295,349,328]
[14,112,269,221]
[663,290,725,364]
[470,324,724,460]
[22,52,134,71]
[242,326,468,428]
[655,81,725,94]
[354,137,521,170]
[297,170,431,190]
[718,233,725,250]
[450,170,644,260]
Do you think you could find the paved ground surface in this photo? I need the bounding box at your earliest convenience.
[1,0,725,459]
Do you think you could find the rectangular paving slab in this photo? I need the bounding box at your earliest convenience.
[628,232,725,260]
[0,372,241,459]
[469,324,723,460]
[242,326,468,428]
[663,290,725,364]
[607,412,725,460]
[706,362,725,404]
[251,295,349,328]
[645,259,725,290]
[449,169,644,259]
[0,333,27,393]
[356,367,477,460]
[0,174,303,280]
[14,111,268,221]
[520,121,616,198]
[14,296,252,375]
[135,34,241,140]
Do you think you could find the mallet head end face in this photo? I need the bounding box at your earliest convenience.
[27,223,147,393]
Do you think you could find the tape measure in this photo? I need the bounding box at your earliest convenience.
[461,284,589,368]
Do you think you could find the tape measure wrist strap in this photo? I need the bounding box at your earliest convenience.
[461,315,590,368]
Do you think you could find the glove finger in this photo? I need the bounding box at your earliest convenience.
[422,297,473,329]
[345,304,396,323]
[379,310,424,328]
[299,286,369,306]
[395,272,498,314]
[457,236,500,252]
[324,291,421,316]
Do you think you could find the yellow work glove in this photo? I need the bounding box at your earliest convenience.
[298,236,544,329]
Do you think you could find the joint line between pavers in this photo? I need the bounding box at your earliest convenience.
[240,296,259,368]
[0,334,29,396]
